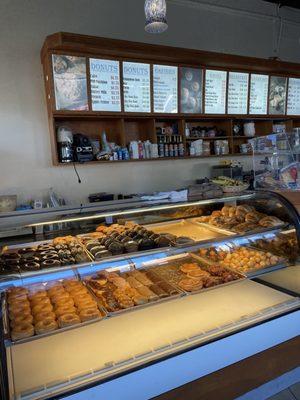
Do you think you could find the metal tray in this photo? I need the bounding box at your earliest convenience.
[2,238,92,275]
[139,252,245,296]
[4,279,108,346]
[144,219,229,242]
[83,267,184,318]
[190,221,236,237]
[195,242,288,278]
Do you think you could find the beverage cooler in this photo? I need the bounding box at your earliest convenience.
[0,191,299,400]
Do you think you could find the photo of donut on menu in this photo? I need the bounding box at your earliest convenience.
[52,55,89,111]
[268,76,287,115]
[180,67,203,113]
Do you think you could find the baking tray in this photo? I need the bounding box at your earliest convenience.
[195,242,288,279]
[2,238,92,274]
[144,219,230,241]
[83,267,184,318]
[192,219,287,237]
[4,279,108,346]
[138,252,245,296]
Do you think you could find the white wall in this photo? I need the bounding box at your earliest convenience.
[0,0,300,205]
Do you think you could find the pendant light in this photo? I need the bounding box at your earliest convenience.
[144,0,168,34]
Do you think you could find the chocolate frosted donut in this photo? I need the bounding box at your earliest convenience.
[107,242,124,255]
[124,241,139,253]
[94,250,112,260]
[3,253,20,261]
[20,256,40,264]
[41,259,61,268]
[22,262,40,271]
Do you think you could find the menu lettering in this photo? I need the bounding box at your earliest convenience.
[205,70,227,114]
[287,78,300,115]
[123,62,151,112]
[227,72,249,114]
[249,74,268,114]
[153,65,178,113]
[90,58,121,112]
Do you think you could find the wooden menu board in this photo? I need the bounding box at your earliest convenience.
[249,74,268,115]
[204,70,227,114]
[227,72,249,114]
[89,58,121,112]
[153,65,178,113]
[123,62,151,113]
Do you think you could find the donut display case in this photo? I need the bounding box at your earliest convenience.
[0,190,299,400]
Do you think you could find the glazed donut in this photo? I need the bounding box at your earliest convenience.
[47,286,66,298]
[58,313,81,328]
[35,318,58,335]
[11,323,34,341]
[9,299,30,310]
[32,303,53,316]
[30,297,51,308]
[10,314,34,327]
[34,311,56,322]
[50,292,71,304]
[8,294,28,304]
[7,287,28,297]
[28,289,47,300]
[79,308,100,322]
[9,304,31,319]
[68,287,88,297]
[41,259,61,268]
[54,297,74,309]
[55,305,77,317]
[29,292,48,304]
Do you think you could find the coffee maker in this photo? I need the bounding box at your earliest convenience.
[73,133,94,163]
[57,126,74,163]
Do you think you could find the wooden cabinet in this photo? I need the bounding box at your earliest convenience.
[41,32,300,165]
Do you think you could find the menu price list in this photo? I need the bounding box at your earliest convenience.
[287,78,300,115]
[153,65,178,113]
[90,58,121,112]
[249,74,268,115]
[205,70,227,114]
[123,62,151,113]
[227,72,249,114]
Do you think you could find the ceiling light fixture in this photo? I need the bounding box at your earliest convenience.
[145,0,168,34]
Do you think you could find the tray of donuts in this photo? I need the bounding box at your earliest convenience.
[82,268,183,316]
[4,279,107,344]
[197,244,286,277]
[1,236,92,274]
[145,253,244,295]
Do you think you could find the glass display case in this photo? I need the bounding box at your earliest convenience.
[251,131,300,190]
[0,191,299,400]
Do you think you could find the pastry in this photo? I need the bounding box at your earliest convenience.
[107,242,124,255]
[124,241,139,253]
[180,263,200,274]
[178,278,203,292]
[79,308,100,322]
[58,313,81,327]
[149,284,168,298]
[35,318,58,335]
[94,250,112,260]
[136,285,158,300]
[11,323,34,341]
[157,281,178,295]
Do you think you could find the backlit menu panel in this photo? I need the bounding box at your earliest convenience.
[153,65,178,113]
[90,58,121,112]
[123,62,151,112]
[268,76,287,115]
[205,70,227,114]
[249,74,268,114]
[287,78,300,115]
[227,72,249,114]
